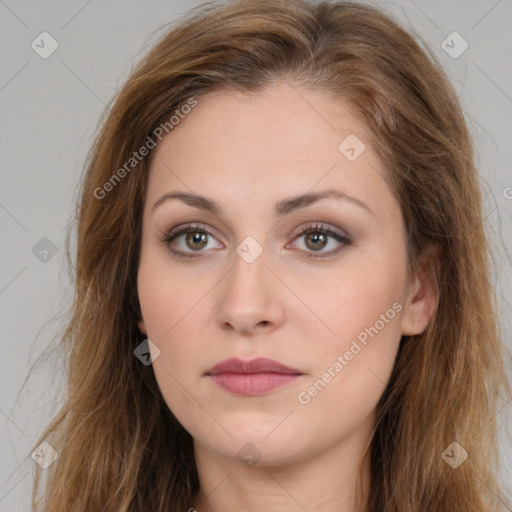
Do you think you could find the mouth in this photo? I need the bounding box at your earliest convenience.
[205,357,304,396]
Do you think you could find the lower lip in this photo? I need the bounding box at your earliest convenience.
[209,372,302,396]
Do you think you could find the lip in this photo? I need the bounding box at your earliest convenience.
[207,357,302,375]
[206,357,304,396]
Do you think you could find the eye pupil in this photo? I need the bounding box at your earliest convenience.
[305,233,327,251]
[186,232,208,250]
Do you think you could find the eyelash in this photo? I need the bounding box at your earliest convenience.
[160,222,352,260]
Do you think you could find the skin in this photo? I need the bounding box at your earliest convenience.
[137,80,437,512]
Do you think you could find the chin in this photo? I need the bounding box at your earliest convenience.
[194,421,315,468]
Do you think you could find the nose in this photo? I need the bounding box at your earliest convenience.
[215,243,285,337]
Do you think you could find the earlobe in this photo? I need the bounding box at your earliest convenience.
[137,319,147,335]
[400,245,440,336]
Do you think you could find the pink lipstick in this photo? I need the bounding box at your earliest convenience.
[206,357,303,396]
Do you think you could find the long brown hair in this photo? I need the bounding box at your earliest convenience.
[25,0,511,510]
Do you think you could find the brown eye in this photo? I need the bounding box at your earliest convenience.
[291,223,352,259]
[303,232,329,251]
[162,223,222,259]
[162,222,351,261]
[184,231,208,250]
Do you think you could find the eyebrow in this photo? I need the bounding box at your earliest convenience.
[151,188,374,217]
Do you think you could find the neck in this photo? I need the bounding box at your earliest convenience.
[191,423,373,512]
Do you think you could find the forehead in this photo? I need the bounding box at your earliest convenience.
[158,81,369,156]
[145,81,396,222]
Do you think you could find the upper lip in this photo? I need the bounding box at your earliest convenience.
[206,357,303,376]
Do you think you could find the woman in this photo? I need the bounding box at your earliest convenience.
[28,0,511,510]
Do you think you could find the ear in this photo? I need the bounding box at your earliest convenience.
[400,244,441,336]
[137,319,147,335]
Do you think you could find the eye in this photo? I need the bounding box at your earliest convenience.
[161,223,222,259]
[161,222,352,260]
[289,222,352,259]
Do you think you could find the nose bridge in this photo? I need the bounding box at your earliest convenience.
[216,235,283,333]
[227,235,270,301]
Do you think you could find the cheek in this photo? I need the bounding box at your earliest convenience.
[137,252,213,343]
[137,262,205,426]
[296,300,402,441]
[137,260,206,406]
[294,256,404,410]
[299,258,404,353]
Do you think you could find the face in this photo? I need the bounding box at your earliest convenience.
[137,81,433,467]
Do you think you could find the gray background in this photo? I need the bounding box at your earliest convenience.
[0,0,511,510]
